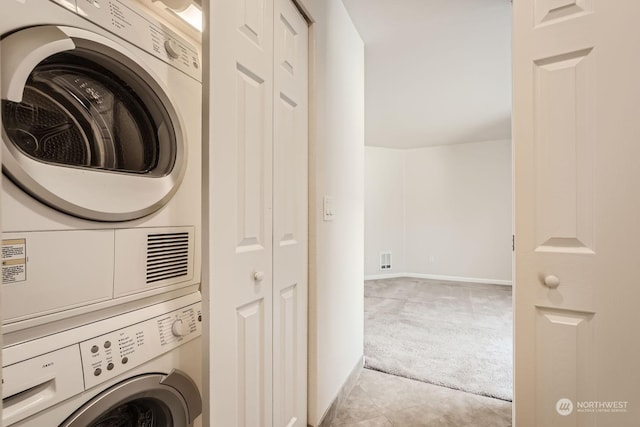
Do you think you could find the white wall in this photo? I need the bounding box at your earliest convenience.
[299,0,365,425]
[343,0,512,149]
[405,140,512,282]
[365,140,512,284]
[364,147,405,277]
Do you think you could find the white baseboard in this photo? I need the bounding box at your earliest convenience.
[364,273,406,280]
[365,272,512,286]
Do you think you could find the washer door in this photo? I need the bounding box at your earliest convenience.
[0,25,187,221]
[60,371,202,427]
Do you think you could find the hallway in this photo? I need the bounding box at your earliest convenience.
[331,369,512,427]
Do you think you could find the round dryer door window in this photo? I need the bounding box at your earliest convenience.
[0,26,187,221]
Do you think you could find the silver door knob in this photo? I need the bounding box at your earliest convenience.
[544,275,560,288]
[253,271,264,281]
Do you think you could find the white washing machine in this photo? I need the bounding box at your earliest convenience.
[1,292,203,427]
[0,0,202,334]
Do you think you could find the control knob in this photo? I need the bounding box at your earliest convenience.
[164,39,181,59]
[171,319,188,337]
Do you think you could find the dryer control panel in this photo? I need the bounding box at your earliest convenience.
[52,0,201,81]
[79,301,201,389]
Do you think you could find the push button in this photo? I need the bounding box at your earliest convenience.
[107,363,115,371]
[122,357,129,365]
[91,345,99,354]
[104,341,111,349]
[94,368,102,376]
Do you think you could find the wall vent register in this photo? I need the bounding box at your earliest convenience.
[380,251,392,271]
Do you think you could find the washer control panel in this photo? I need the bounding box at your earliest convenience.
[79,301,201,389]
[2,293,202,427]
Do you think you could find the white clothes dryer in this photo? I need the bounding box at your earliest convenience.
[2,292,203,427]
[0,0,202,334]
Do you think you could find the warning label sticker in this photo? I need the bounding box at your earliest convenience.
[2,239,27,284]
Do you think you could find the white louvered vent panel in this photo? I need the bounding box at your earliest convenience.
[146,232,190,284]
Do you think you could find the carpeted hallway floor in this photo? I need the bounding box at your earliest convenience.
[330,368,512,427]
[330,277,513,426]
[364,277,512,401]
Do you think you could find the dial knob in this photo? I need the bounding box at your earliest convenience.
[171,319,187,337]
[164,39,181,59]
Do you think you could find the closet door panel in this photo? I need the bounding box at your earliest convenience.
[208,0,274,424]
[272,1,308,426]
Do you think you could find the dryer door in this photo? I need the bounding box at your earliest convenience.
[0,26,187,221]
[60,371,202,427]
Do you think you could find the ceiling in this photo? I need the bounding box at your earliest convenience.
[342,0,512,148]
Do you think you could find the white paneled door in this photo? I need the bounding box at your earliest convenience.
[514,0,640,426]
[208,0,274,425]
[207,0,308,425]
[272,0,308,426]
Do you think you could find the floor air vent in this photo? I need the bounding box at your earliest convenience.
[146,232,190,284]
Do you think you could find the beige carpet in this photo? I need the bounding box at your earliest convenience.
[364,277,513,401]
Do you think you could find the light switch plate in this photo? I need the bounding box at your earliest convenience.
[323,196,334,221]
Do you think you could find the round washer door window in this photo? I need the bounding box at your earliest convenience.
[60,372,202,427]
[0,26,187,221]
[90,397,174,427]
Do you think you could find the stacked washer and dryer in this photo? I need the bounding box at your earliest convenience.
[1,0,203,425]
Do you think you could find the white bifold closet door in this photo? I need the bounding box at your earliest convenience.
[206,0,308,425]
[272,0,308,425]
